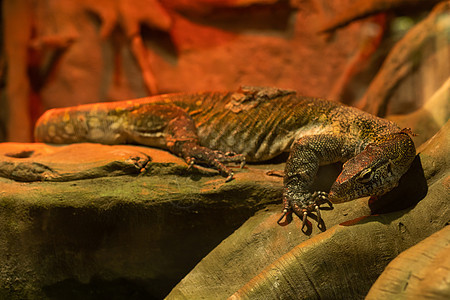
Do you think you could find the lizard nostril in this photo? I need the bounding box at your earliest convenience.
[329,193,336,199]
[328,190,337,200]
[328,188,347,203]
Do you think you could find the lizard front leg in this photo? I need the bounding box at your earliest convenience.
[279,134,345,228]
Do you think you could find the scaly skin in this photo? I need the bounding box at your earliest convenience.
[34,86,416,228]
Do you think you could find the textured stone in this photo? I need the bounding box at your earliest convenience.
[0,143,151,182]
[366,226,450,300]
[387,77,449,147]
[359,1,450,117]
[0,142,283,299]
[318,0,442,32]
[167,121,449,299]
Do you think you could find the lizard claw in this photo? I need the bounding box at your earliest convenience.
[314,205,321,220]
[277,209,291,225]
[225,172,234,183]
[186,157,195,170]
[239,158,246,169]
[175,142,246,181]
[279,190,331,230]
[301,211,308,229]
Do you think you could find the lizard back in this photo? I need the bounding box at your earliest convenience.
[35,88,399,162]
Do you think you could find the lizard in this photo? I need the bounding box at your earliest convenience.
[34,86,417,228]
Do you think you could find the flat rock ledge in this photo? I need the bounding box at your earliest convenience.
[0,120,448,299]
[0,142,284,299]
[167,121,449,299]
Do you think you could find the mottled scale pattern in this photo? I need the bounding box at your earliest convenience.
[35,90,398,160]
[35,104,130,144]
[34,87,416,228]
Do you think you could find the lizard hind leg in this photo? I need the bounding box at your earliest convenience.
[129,105,246,181]
[180,144,246,181]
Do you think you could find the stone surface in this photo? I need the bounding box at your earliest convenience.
[387,76,449,147]
[0,143,284,299]
[165,199,373,299]
[2,0,381,142]
[167,120,449,299]
[359,1,450,117]
[366,226,450,300]
[0,143,151,182]
[318,0,442,32]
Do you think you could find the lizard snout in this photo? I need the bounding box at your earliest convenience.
[328,181,353,203]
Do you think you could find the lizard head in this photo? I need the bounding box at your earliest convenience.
[329,129,416,203]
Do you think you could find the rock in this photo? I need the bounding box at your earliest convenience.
[318,0,442,33]
[2,0,379,142]
[0,143,151,182]
[0,142,283,299]
[167,121,449,299]
[366,226,450,300]
[387,77,449,147]
[165,198,372,300]
[359,1,450,117]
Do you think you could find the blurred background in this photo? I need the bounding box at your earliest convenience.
[1,0,448,142]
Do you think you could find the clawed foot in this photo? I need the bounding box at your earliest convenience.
[277,191,333,230]
[181,144,246,182]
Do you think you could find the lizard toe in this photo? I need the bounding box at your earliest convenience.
[280,191,331,229]
[175,142,244,181]
[213,150,246,166]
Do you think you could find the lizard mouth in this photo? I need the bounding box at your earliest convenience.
[328,180,373,203]
[328,189,352,203]
[329,188,371,203]
[328,180,351,203]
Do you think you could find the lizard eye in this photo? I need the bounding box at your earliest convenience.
[357,169,373,183]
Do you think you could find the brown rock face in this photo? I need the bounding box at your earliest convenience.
[0,1,448,299]
[2,0,381,142]
[366,226,450,300]
[167,121,449,299]
[0,141,284,299]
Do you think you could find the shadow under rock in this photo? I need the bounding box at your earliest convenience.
[368,155,428,215]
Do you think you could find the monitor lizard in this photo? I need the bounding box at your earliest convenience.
[34,86,416,228]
